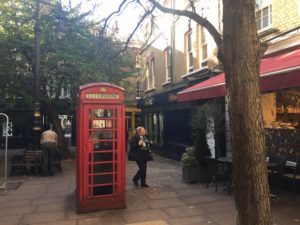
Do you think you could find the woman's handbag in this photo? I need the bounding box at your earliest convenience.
[147,150,154,161]
[128,150,138,161]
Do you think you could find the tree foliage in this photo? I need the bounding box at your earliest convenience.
[0,0,135,156]
[0,0,135,108]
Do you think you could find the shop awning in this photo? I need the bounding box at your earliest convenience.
[177,48,300,102]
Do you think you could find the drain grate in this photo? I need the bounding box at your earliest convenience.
[6,180,24,190]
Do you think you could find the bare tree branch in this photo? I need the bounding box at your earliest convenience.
[147,0,223,53]
[188,0,196,13]
[109,5,156,59]
[99,0,135,37]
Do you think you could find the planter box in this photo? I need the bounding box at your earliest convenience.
[182,166,200,183]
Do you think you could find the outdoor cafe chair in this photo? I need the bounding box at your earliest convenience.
[281,157,300,201]
[267,153,287,193]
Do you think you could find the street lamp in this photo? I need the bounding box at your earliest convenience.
[32,0,42,150]
[32,0,68,150]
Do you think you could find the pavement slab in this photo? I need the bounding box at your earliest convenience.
[1,151,300,225]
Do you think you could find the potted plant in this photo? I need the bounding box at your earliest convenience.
[190,101,225,182]
[181,146,200,183]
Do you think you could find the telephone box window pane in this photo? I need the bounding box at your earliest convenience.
[89,109,92,129]
[89,109,92,119]
[106,120,112,128]
[94,109,104,118]
[88,175,92,185]
[94,152,112,162]
[115,141,118,150]
[93,163,113,173]
[94,109,113,118]
[106,109,112,118]
[114,119,118,128]
[93,120,106,128]
[114,163,118,171]
[89,164,92,173]
[88,153,93,162]
[93,186,112,196]
[94,141,112,151]
[94,174,113,184]
[114,152,118,161]
[114,174,118,182]
[94,131,113,140]
[114,109,118,117]
[115,130,118,139]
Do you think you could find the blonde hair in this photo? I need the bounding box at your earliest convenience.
[136,126,145,134]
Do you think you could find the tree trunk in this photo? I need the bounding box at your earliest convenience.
[44,101,73,159]
[222,0,271,225]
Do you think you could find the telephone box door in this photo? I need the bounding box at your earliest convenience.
[76,83,125,213]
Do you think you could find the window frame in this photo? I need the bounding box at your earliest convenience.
[199,25,208,68]
[256,0,272,32]
[145,62,150,90]
[136,81,142,99]
[150,58,155,89]
[165,47,172,83]
[186,30,194,72]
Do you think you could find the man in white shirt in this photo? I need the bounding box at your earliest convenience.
[40,127,57,176]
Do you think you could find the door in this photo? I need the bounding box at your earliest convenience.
[84,105,122,198]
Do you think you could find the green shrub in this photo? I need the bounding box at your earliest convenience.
[180,146,199,168]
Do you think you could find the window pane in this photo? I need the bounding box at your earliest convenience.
[189,52,193,68]
[188,33,192,51]
[93,163,113,173]
[94,130,113,140]
[202,44,208,61]
[262,7,269,17]
[256,19,261,30]
[201,27,206,44]
[263,15,269,27]
[94,152,113,162]
[94,174,113,184]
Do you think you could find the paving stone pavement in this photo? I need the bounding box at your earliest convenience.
[1,153,300,225]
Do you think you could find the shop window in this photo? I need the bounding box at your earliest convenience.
[165,47,172,83]
[159,113,164,146]
[135,113,142,128]
[186,31,193,72]
[276,89,300,128]
[153,113,158,144]
[256,0,272,32]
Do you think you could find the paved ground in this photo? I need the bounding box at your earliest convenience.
[0,151,300,225]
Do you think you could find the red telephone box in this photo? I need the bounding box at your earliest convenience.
[76,82,126,213]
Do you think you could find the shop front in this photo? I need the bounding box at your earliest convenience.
[177,45,300,158]
[139,86,193,160]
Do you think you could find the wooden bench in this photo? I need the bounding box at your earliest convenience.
[11,150,61,176]
[11,150,42,175]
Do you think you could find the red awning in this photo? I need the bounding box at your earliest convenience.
[178,48,300,102]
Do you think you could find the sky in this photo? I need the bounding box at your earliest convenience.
[61,0,143,37]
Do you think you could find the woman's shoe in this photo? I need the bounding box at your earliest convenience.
[141,184,149,187]
[132,179,139,187]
